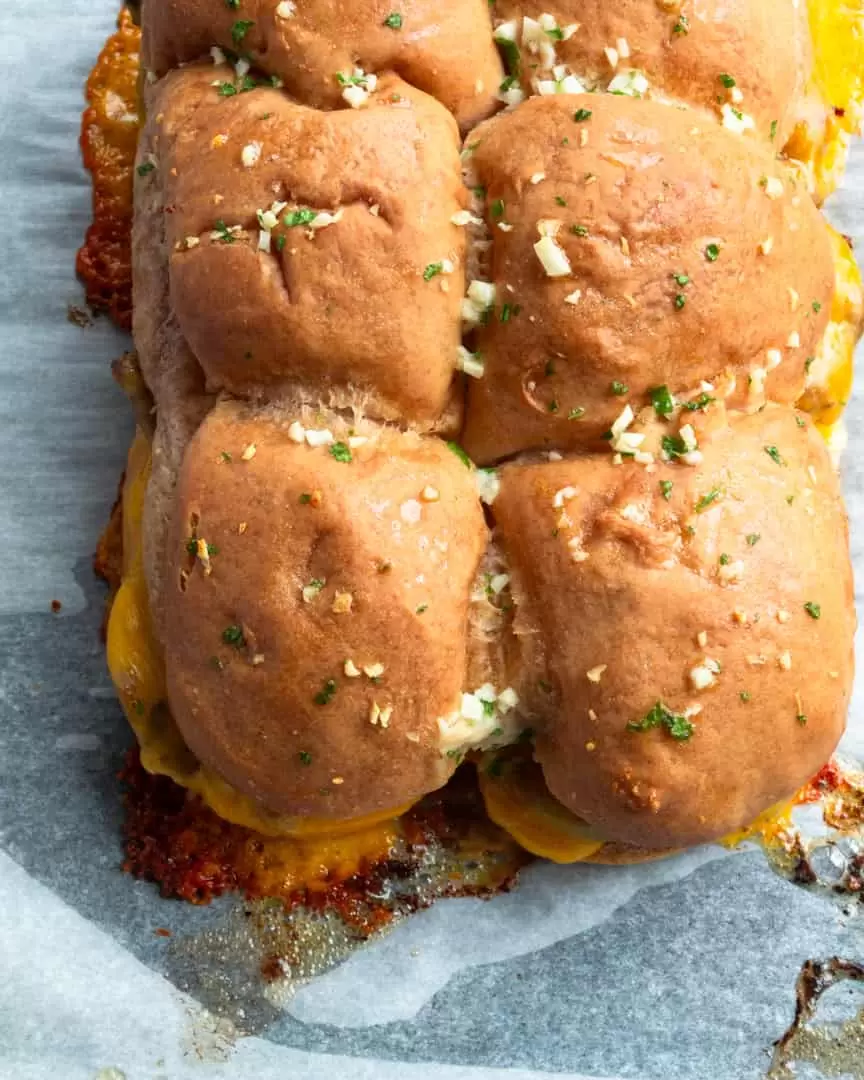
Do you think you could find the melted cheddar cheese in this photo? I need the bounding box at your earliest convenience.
[478,750,605,863]
[106,427,405,892]
[787,0,864,201]
[799,228,863,436]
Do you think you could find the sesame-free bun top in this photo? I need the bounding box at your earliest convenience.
[160,399,487,820]
[139,66,467,429]
[492,405,854,849]
[491,0,810,144]
[141,0,503,132]
[461,94,834,465]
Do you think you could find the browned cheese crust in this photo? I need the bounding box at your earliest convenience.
[490,0,810,145]
[138,66,467,428]
[141,0,503,132]
[492,405,855,849]
[163,400,487,819]
[461,94,834,464]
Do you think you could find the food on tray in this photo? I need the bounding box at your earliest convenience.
[90,1,862,886]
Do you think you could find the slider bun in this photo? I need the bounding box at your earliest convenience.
[461,94,834,464]
[142,0,503,131]
[493,405,854,849]
[491,0,810,143]
[161,400,487,820]
[141,66,466,428]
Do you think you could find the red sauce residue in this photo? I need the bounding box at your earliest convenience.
[76,8,140,329]
[119,749,529,924]
[796,759,847,804]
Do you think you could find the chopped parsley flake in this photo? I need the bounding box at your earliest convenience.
[423,262,445,281]
[330,442,352,463]
[186,539,219,556]
[573,108,593,122]
[284,208,318,227]
[764,445,785,466]
[137,161,156,176]
[298,750,313,765]
[570,224,589,237]
[770,120,778,141]
[216,81,238,96]
[415,603,428,615]
[491,198,505,219]
[746,533,761,546]
[674,293,687,310]
[611,381,629,396]
[313,679,337,706]
[213,220,236,244]
[719,553,730,565]
[446,441,472,468]
[812,300,822,314]
[299,493,312,504]
[567,407,586,420]
[705,243,720,262]
[383,11,403,28]
[650,384,676,418]
[803,601,821,620]
[500,303,521,322]
[661,434,688,460]
[220,450,233,463]
[627,701,694,741]
[226,0,240,7]
[222,624,246,647]
[797,713,808,726]
[497,39,520,77]
[695,488,722,513]
[659,480,674,501]
[740,691,751,703]
[673,14,689,33]
[683,394,713,413]
[673,273,690,287]
[719,73,736,88]
[231,19,254,44]
[555,196,567,207]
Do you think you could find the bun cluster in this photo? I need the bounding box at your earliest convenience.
[129,0,859,846]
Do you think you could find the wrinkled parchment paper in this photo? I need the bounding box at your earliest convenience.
[0,4,862,1078]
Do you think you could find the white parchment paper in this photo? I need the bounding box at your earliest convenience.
[0,4,862,1079]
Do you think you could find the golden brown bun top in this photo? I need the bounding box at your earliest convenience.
[140,66,466,428]
[461,93,834,465]
[161,399,487,819]
[491,0,810,144]
[129,4,855,837]
[141,0,503,132]
[492,405,854,849]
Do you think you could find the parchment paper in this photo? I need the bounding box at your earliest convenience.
[0,4,862,1078]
